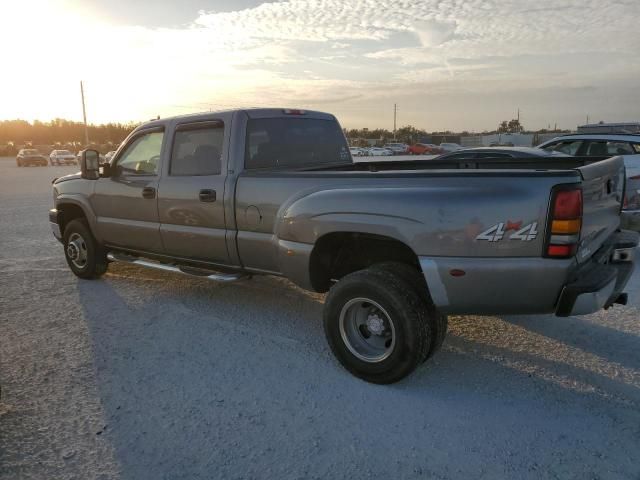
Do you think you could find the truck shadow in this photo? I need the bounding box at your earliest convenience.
[76,264,640,479]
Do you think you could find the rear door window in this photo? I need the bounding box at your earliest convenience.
[170,122,224,176]
[245,117,350,169]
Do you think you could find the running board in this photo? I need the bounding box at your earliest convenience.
[106,252,247,283]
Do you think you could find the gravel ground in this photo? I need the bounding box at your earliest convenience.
[1,157,639,480]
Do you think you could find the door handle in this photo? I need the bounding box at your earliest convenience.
[142,187,156,199]
[199,189,217,202]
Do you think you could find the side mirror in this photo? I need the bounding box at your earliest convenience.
[80,149,100,180]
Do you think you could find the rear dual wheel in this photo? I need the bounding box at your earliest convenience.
[323,263,447,384]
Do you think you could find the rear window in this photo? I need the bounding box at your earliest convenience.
[245,118,350,169]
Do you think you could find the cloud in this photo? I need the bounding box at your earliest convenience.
[1,0,639,130]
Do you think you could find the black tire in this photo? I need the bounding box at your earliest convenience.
[16,160,21,167]
[370,262,448,359]
[323,267,435,384]
[62,219,108,279]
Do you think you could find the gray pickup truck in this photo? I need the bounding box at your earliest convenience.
[49,108,638,383]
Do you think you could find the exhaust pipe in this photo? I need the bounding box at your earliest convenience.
[106,252,247,283]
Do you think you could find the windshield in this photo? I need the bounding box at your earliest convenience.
[23,149,39,155]
[57,150,72,155]
[245,117,350,169]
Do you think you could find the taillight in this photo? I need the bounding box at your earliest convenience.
[283,109,306,115]
[546,187,582,258]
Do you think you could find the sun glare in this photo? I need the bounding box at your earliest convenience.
[0,1,94,122]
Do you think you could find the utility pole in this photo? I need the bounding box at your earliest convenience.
[80,81,89,146]
[586,114,590,125]
[393,103,397,140]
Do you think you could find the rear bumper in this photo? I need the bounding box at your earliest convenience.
[556,230,638,316]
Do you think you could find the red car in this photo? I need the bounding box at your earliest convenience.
[408,143,442,155]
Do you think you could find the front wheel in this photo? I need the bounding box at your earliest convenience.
[323,267,436,384]
[63,219,108,279]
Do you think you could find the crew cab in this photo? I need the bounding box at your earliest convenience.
[49,109,638,383]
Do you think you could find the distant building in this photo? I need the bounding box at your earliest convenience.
[460,133,535,147]
[577,122,640,134]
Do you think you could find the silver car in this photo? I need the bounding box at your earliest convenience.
[50,150,77,166]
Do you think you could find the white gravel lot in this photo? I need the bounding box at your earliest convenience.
[1,156,639,480]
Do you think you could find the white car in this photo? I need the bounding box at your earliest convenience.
[383,143,409,155]
[538,133,640,230]
[49,149,77,166]
[349,147,367,157]
[367,147,394,156]
[439,143,464,153]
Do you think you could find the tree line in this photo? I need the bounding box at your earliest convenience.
[0,118,138,155]
[0,117,569,155]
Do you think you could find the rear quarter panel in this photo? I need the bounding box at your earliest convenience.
[235,171,581,271]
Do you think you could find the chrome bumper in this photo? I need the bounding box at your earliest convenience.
[49,208,62,242]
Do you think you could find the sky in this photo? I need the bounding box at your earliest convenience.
[1,0,639,131]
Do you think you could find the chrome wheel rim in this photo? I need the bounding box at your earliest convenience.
[67,232,88,269]
[339,297,396,363]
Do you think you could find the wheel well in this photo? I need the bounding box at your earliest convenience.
[309,232,420,292]
[58,203,86,235]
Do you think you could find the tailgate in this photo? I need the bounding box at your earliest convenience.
[575,155,626,263]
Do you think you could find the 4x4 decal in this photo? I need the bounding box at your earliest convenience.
[475,221,538,242]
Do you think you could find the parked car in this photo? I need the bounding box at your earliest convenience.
[49,108,637,384]
[408,143,442,155]
[434,147,569,161]
[367,147,394,156]
[16,149,48,167]
[105,150,117,162]
[49,149,77,166]
[349,147,367,157]
[439,142,464,153]
[537,134,640,230]
[383,143,409,155]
